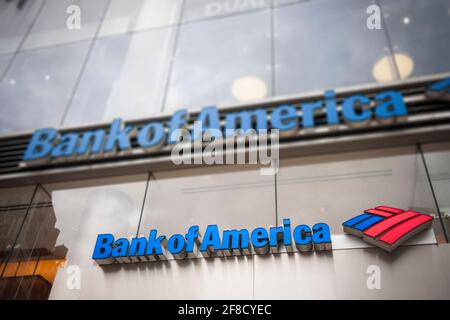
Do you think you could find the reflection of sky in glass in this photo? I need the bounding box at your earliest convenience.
[0,53,12,79]
[63,27,174,127]
[0,0,43,55]
[50,177,147,267]
[0,41,90,134]
[165,9,272,111]
[22,0,107,50]
[0,0,449,136]
[380,0,450,77]
[274,0,391,96]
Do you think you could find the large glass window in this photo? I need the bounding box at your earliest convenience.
[274,0,393,96]
[0,144,448,299]
[0,186,36,273]
[43,175,148,299]
[0,185,59,299]
[44,170,258,299]
[277,145,444,242]
[0,41,90,134]
[62,27,175,126]
[165,9,272,111]
[421,142,450,239]
[380,0,450,79]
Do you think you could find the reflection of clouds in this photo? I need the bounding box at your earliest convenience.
[81,188,135,230]
[51,179,146,267]
[64,27,172,127]
[0,0,42,54]
[275,0,392,94]
[0,41,89,133]
[99,0,180,36]
[166,9,271,110]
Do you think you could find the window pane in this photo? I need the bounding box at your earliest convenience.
[165,10,271,111]
[43,175,148,299]
[0,53,12,76]
[22,0,108,50]
[0,186,53,299]
[421,142,450,238]
[3,188,55,299]
[140,165,275,240]
[277,146,441,242]
[63,27,175,126]
[0,0,43,55]
[274,0,392,95]
[0,186,36,258]
[99,0,181,37]
[183,0,269,22]
[380,0,450,78]
[0,41,90,134]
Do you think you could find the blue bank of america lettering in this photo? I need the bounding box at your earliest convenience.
[92,219,332,264]
[22,89,407,163]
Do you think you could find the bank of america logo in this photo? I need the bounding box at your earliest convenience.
[342,206,433,252]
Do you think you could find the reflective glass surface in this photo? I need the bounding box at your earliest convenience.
[0,53,12,79]
[63,27,175,126]
[165,9,272,111]
[0,0,44,55]
[0,41,90,134]
[380,0,450,78]
[140,165,275,238]
[274,0,393,95]
[22,0,108,50]
[422,142,450,239]
[277,146,442,238]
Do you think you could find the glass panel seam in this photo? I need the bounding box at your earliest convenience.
[136,172,151,237]
[58,0,113,127]
[0,184,39,278]
[160,0,187,114]
[0,0,47,81]
[376,0,401,81]
[418,143,449,242]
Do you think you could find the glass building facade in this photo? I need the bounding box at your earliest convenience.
[0,0,449,299]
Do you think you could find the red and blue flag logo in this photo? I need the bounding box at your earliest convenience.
[342,206,433,252]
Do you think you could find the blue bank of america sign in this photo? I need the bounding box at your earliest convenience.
[20,77,450,166]
[92,219,332,264]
